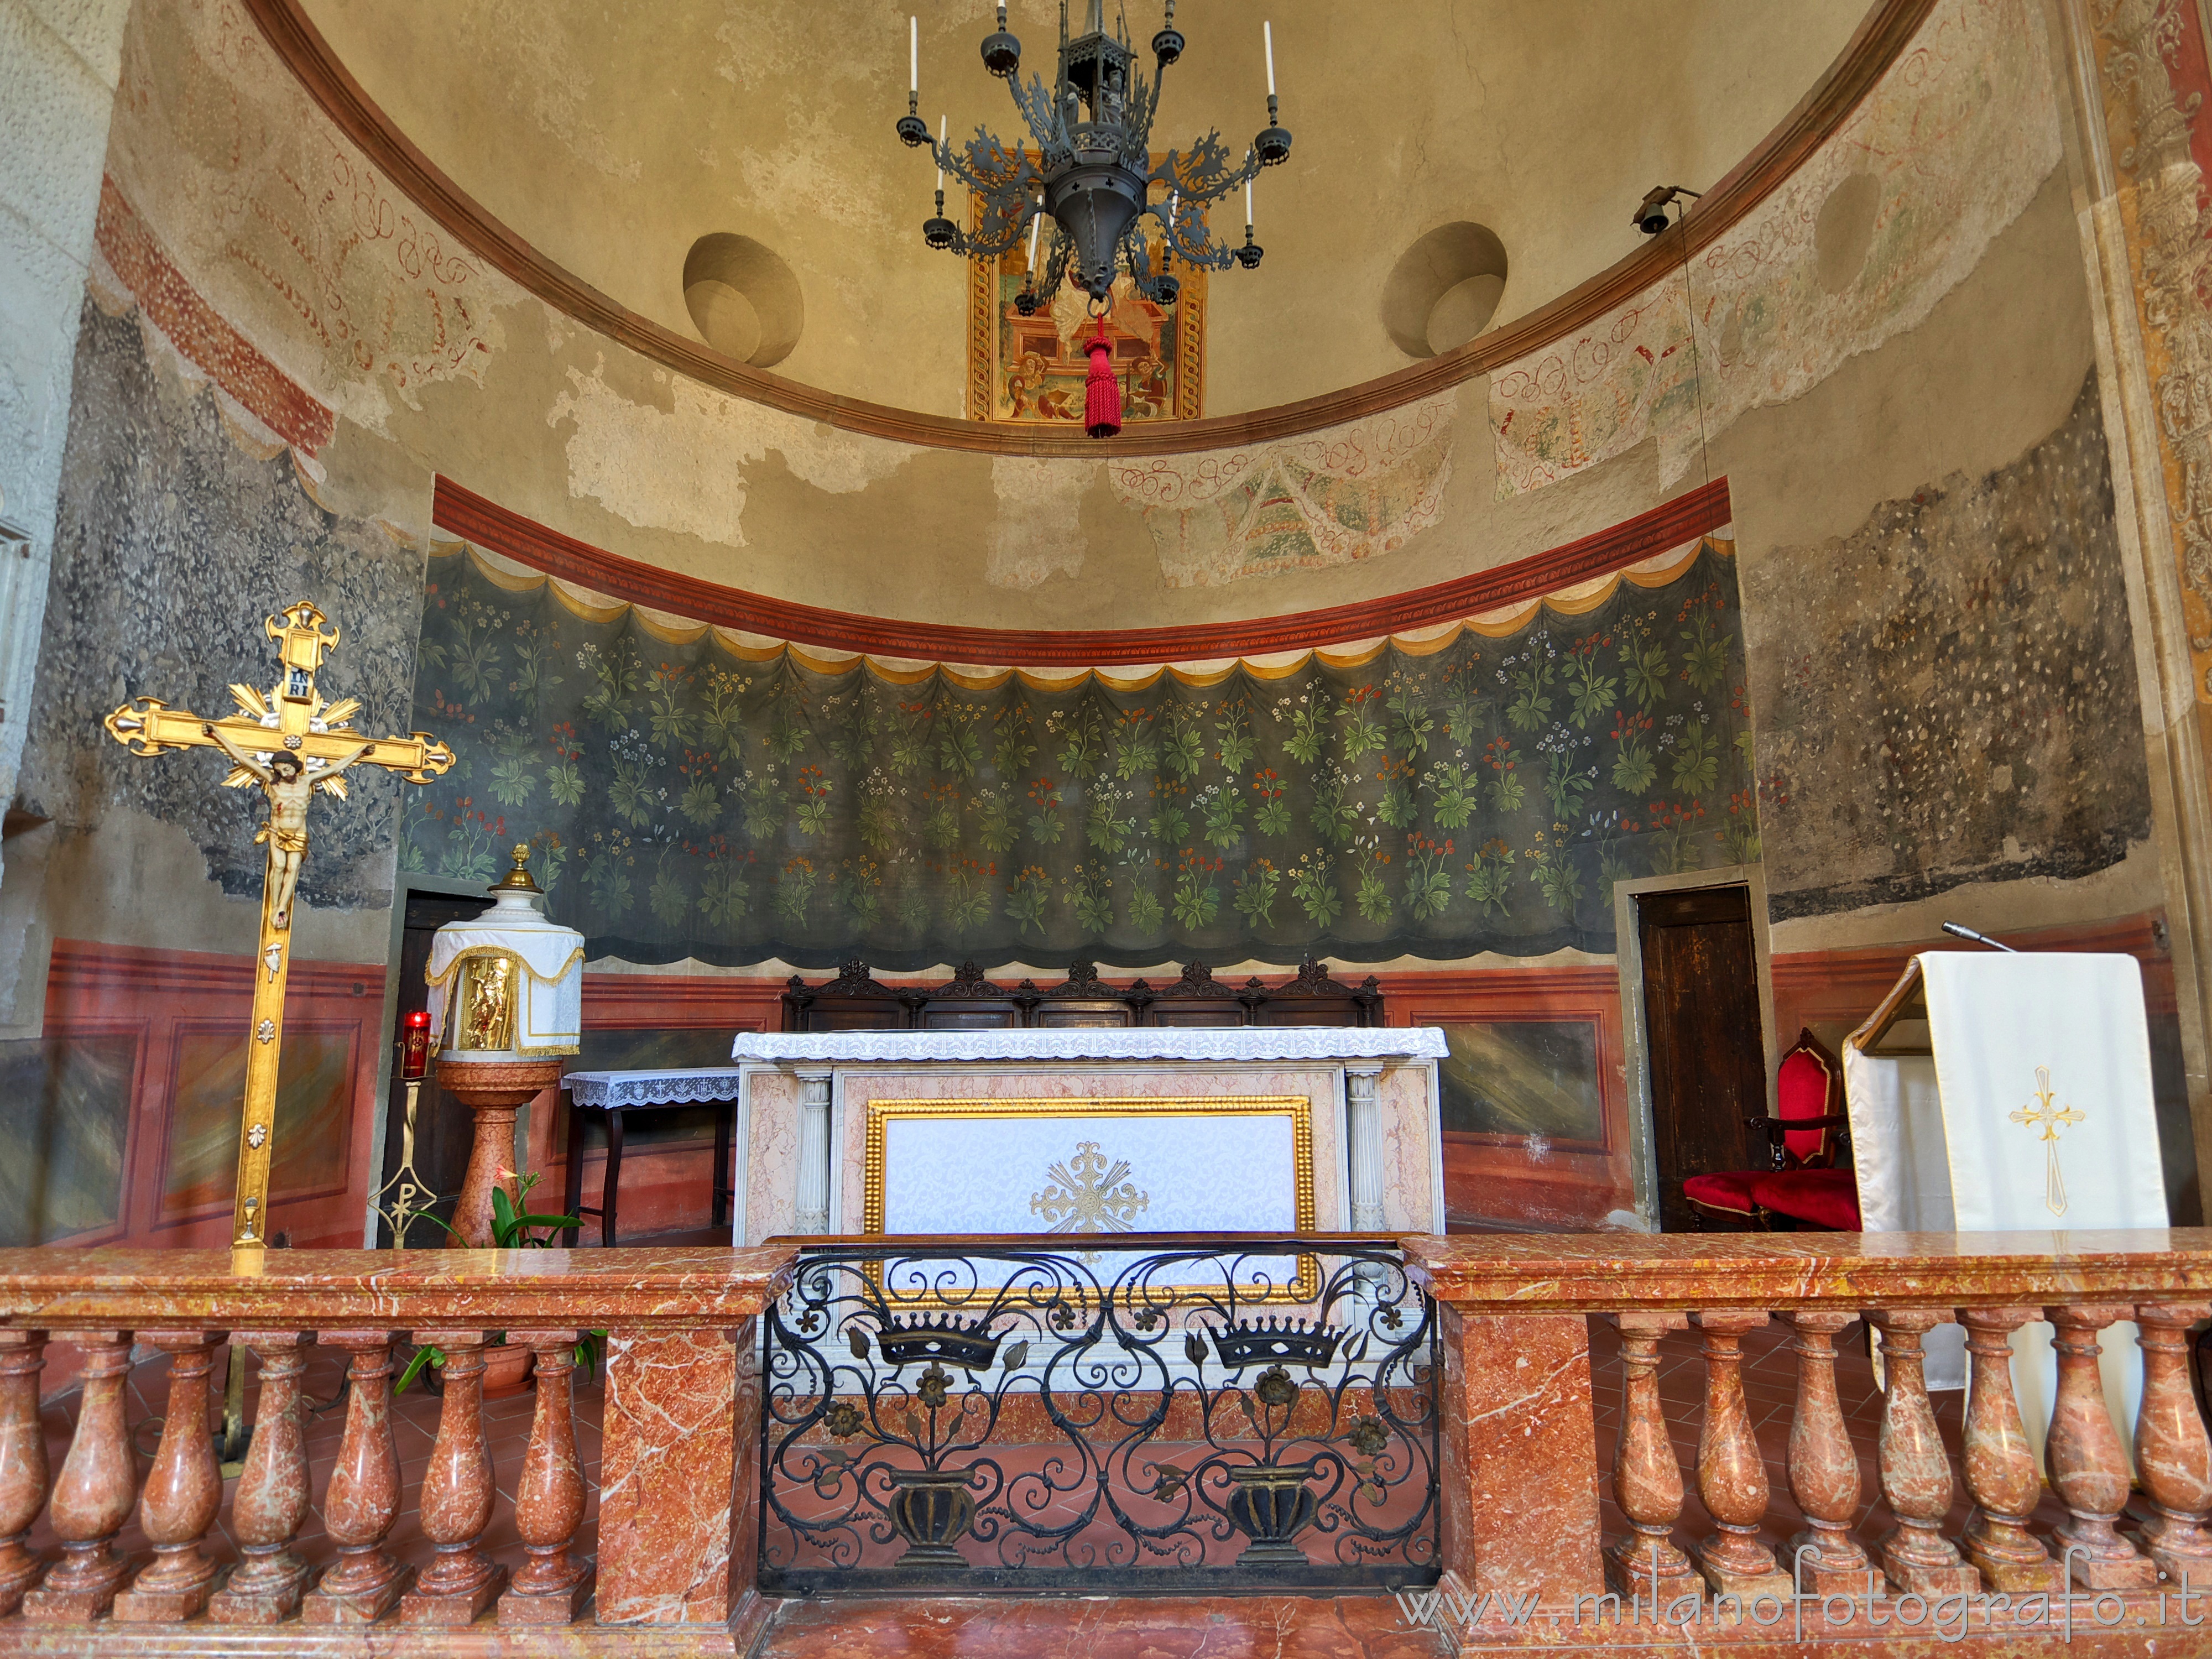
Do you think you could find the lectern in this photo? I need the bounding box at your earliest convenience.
[1843,950,2166,1460]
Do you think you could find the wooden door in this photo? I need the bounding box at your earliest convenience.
[371,890,490,1246]
[1638,884,1766,1230]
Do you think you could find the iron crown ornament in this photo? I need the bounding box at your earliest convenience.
[898,1,1290,313]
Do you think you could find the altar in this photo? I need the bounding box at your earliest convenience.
[721,1027,1449,1245]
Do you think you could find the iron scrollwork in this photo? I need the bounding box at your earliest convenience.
[759,1238,1438,1592]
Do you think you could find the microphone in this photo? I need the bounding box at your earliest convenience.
[1940,921,2016,953]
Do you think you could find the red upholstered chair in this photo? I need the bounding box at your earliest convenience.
[1681,1028,1860,1231]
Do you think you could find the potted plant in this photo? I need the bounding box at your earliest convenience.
[398,1172,606,1397]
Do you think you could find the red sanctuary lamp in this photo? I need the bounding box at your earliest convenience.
[400,1008,432,1081]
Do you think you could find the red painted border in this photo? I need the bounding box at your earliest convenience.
[93,179,337,456]
[432,474,1732,669]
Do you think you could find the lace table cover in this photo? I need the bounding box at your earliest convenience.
[727,1027,1449,1065]
[563,1067,747,1110]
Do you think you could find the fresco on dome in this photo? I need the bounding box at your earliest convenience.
[1107,393,1456,588]
[400,540,1754,969]
[1488,0,2063,498]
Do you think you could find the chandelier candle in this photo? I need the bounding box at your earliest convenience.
[898,0,1290,421]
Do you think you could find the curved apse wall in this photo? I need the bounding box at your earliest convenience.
[18,0,2156,975]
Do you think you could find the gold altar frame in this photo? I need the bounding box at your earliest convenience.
[862,1095,1318,1303]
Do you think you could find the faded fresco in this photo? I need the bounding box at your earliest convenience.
[2088,0,2212,707]
[403,540,1755,969]
[160,1028,356,1218]
[1489,0,2064,497]
[1436,1021,1604,1146]
[1749,375,2152,920]
[0,1035,135,1248]
[1107,393,1457,588]
[15,299,421,910]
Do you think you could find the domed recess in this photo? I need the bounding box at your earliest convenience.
[1381,222,1509,359]
[683,233,804,368]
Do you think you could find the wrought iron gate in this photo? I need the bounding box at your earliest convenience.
[759,1235,1439,1593]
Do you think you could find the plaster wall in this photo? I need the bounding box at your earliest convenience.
[292,0,1863,418]
[0,0,134,953]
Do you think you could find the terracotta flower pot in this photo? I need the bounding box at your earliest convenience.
[481,1342,535,1399]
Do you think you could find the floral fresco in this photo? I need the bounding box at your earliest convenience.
[402,544,1756,969]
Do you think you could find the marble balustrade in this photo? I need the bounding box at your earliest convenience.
[0,1245,795,1647]
[1405,1228,2212,1623]
[0,1231,2208,1651]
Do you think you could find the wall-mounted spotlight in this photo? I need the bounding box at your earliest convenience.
[1632,185,1702,236]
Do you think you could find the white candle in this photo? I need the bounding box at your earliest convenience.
[1264,20,1275,97]
[1027,208,1041,267]
[1245,180,1253,231]
[910,16,918,93]
[936,114,946,190]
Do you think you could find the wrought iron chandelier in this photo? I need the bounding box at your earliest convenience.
[897,2,1291,319]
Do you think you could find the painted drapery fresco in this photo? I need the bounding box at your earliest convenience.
[403,543,1756,968]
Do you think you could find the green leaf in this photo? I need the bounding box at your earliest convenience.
[1003,1340,1029,1371]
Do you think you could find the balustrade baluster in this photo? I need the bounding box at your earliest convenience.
[1686,1311,1790,1602]
[1779,1311,1872,1595]
[501,1328,592,1624]
[208,1332,314,1624]
[302,1329,413,1623]
[1601,1311,1699,1603]
[2132,1302,2212,1588]
[1865,1310,1976,1596]
[1958,1307,2063,1593]
[2049,1303,2157,1589]
[401,1329,505,1623]
[114,1331,224,1621]
[0,1332,49,1616]
[22,1331,137,1621]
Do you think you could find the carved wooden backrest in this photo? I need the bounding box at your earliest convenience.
[1030,960,1136,1028]
[1251,957,1384,1029]
[782,959,914,1032]
[917,960,1025,1030]
[1141,962,1250,1027]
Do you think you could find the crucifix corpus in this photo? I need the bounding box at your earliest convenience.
[103,601,453,1265]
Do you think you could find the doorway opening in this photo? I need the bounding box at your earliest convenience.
[1623,877,1772,1231]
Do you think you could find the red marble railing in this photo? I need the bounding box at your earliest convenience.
[1404,1228,2212,1638]
[0,1246,795,1652]
[3,1232,2210,1653]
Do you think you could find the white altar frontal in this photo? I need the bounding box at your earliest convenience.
[722,1028,1448,1247]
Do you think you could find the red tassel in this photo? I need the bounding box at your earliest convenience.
[1083,315,1122,439]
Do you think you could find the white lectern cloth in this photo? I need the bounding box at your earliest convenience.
[1844,953,2165,1463]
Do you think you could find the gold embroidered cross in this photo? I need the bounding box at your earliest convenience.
[2008,1065,2085,1218]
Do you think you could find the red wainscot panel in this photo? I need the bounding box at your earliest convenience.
[529,973,784,1241]
[1383,968,1630,1232]
[34,938,385,1251]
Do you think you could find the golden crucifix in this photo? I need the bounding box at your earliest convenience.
[2008,1064,2086,1218]
[102,601,453,1264]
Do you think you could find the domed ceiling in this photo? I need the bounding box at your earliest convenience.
[294,0,1865,418]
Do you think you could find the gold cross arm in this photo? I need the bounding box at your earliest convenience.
[103,697,456,785]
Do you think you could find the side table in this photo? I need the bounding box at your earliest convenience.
[559,1068,745,1246]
